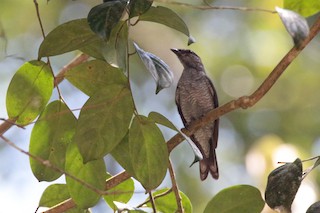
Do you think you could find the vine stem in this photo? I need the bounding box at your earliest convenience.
[148,191,157,212]
[168,159,184,213]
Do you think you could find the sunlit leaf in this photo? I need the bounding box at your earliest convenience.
[103,173,134,210]
[65,60,127,96]
[129,115,168,191]
[133,42,173,94]
[146,188,192,213]
[87,1,127,40]
[148,111,178,131]
[74,84,134,162]
[30,100,77,181]
[6,60,53,125]
[39,184,70,207]
[65,141,106,209]
[284,0,320,17]
[204,185,265,213]
[103,21,128,70]
[139,6,194,45]
[128,0,153,18]
[276,7,309,46]
[38,19,101,58]
[265,158,302,213]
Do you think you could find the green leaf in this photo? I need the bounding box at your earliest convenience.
[30,100,77,181]
[65,60,127,96]
[74,84,134,162]
[284,0,320,17]
[204,185,265,213]
[146,188,192,213]
[6,60,53,125]
[87,1,127,40]
[148,111,178,131]
[139,6,194,45]
[129,115,168,191]
[65,141,107,209]
[103,173,134,210]
[39,184,70,207]
[103,21,128,70]
[39,183,90,212]
[111,132,135,174]
[38,19,101,58]
[79,39,106,60]
[128,0,153,18]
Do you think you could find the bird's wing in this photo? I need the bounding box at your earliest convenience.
[175,84,190,127]
[204,76,219,149]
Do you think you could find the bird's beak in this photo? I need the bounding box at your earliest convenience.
[170,48,179,55]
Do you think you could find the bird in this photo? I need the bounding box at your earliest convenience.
[171,49,219,180]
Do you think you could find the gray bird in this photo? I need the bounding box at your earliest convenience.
[172,49,219,180]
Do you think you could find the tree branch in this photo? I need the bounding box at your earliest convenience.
[43,15,320,213]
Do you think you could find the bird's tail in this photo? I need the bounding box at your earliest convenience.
[199,150,219,180]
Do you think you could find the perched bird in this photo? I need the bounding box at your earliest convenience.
[172,49,219,180]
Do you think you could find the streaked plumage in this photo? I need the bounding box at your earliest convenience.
[172,49,219,180]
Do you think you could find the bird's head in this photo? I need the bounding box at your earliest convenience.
[171,49,204,70]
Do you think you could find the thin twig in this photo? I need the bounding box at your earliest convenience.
[155,0,276,13]
[33,0,46,38]
[137,188,173,208]
[168,159,184,213]
[148,191,157,212]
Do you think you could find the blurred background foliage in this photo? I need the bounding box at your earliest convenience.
[0,0,319,212]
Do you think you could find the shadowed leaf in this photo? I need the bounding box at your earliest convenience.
[74,84,134,162]
[128,0,153,18]
[65,60,127,96]
[87,1,127,40]
[30,100,77,181]
[38,19,101,58]
[65,141,106,209]
[129,115,168,191]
